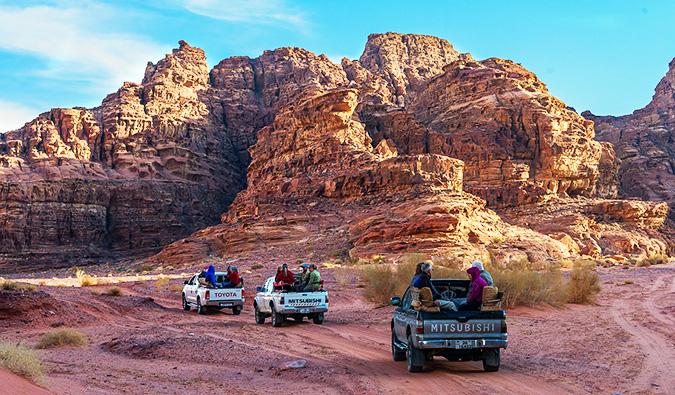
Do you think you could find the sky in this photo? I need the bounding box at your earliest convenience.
[1,0,675,133]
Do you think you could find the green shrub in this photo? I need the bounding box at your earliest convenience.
[0,341,47,387]
[565,261,601,304]
[36,329,88,349]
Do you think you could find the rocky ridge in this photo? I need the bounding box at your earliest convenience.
[1,33,673,269]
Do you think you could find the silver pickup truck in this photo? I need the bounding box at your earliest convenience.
[391,279,507,373]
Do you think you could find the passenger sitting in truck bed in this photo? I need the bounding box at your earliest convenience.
[409,261,424,286]
[412,262,441,299]
[459,267,488,311]
[296,263,310,291]
[275,263,295,290]
[204,265,217,288]
[303,264,321,291]
[221,266,240,288]
[471,260,494,286]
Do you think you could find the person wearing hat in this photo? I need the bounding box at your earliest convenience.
[296,263,310,291]
[303,264,322,292]
[275,263,295,291]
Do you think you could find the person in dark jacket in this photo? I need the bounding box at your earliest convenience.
[409,261,425,286]
[412,262,440,299]
[204,265,216,288]
[459,266,488,311]
[275,263,295,290]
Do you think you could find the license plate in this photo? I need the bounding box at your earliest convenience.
[299,308,310,314]
[219,302,233,307]
[455,340,474,349]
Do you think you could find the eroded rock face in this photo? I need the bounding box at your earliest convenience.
[585,57,675,213]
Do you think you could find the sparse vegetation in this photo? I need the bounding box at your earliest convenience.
[0,341,47,387]
[334,267,354,288]
[637,254,668,267]
[492,236,503,244]
[492,266,565,309]
[251,263,263,270]
[36,329,88,349]
[564,261,601,304]
[169,284,183,292]
[137,264,153,272]
[105,286,123,296]
[155,275,169,292]
[359,264,397,305]
[1,279,37,291]
[620,279,634,285]
[75,269,96,286]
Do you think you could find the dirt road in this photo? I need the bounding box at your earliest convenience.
[2,262,674,394]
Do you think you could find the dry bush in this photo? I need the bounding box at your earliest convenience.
[36,329,88,349]
[621,279,634,285]
[359,265,397,305]
[0,341,47,388]
[565,261,601,304]
[638,254,668,267]
[2,280,37,291]
[137,264,153,272]
[251,263,263,270]
[105,286,123,296]
[492,267,565,309]
[155,275,169,292]
[75,269,96,286]
[334,267,354,288]
[169,284,182,292]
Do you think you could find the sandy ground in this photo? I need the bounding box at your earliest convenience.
[1,261,674,394]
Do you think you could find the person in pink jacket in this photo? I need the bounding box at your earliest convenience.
[459,266,488,311]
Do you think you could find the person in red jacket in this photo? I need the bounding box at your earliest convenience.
[275,263,295,290]
[221,266,240,288]
[459,266,488,311]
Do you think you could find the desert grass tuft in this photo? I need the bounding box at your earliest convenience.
[1,280,37,291]
[154,275,169,292]
[36,329,88,349]
[637,254,668,267]
[334,267,354,288]
[0,341,47,388]
[251,263,263,270]
[359,264,397,305]
[104,286,123,296]
[75,269,96,286]
[169,284,183,292]
[565,261,601,304]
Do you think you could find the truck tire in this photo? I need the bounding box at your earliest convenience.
[483,349,500,372]
[406,334,424,373]
[197,297,206,315]
[254,305,265,324]
[272,309,283,327]
[232,306,242,315]
[182,294,191,311]
[312,312,324,325]
[391,330,406,361]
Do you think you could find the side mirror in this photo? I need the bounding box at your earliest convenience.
[256,286,263,292]
[391,296,401,306]
[184,280,188,285]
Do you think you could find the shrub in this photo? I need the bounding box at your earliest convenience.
[154,276,169,292]
[492,267,566,309]
[36,329,88,349]
[75,269,96,286]
[334,267,353,288]
[492,236,503,244]
[251,263,263,270]
[638,254,668,267]
[565,261,601,304]
[359,265,397,305]
[169,284,183,292]
[105,286,123,296]
[0,341,47,387]
[621,279,634,285]
[137,264,153,272]
[1,280,37,291]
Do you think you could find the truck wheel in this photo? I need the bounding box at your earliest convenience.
[182,294,191,311]
[312,313,324,325]
[406,334,424,373]
[254,305,265,324]
[196,297,206,315]
[272,310,283,327]
[391,330,406,361]
[483,349,500,372]
[232,306,242,315]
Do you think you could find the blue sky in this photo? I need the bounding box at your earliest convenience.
[1,0,674,133]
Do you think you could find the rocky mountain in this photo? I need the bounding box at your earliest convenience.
[1,33,673,269]
[584,58,675,213]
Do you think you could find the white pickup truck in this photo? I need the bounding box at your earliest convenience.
[253,276,329,327]
[181,272,245,315]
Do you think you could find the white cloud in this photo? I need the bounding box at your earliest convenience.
[0,100,41,133]
[0,2,167,95]
[183,0,307,27]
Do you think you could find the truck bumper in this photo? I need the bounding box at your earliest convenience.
[204,300,245,308]
[280,305,328,314]
[417,339,508,350]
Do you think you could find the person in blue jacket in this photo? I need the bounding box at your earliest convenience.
[204,265,216,288]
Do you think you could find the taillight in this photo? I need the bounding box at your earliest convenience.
[280,296,285,305]
[325,295,329,304]
[205,290,210,300]
[501,319,507,333]
[416,327,424,334]
[241,290,245,298]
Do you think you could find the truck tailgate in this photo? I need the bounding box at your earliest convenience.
[424,319,503,339]
[208,289,243,301]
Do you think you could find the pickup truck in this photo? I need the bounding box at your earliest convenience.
[181,272,245,315]
[391,279,507,373]
[253,276,329,327]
